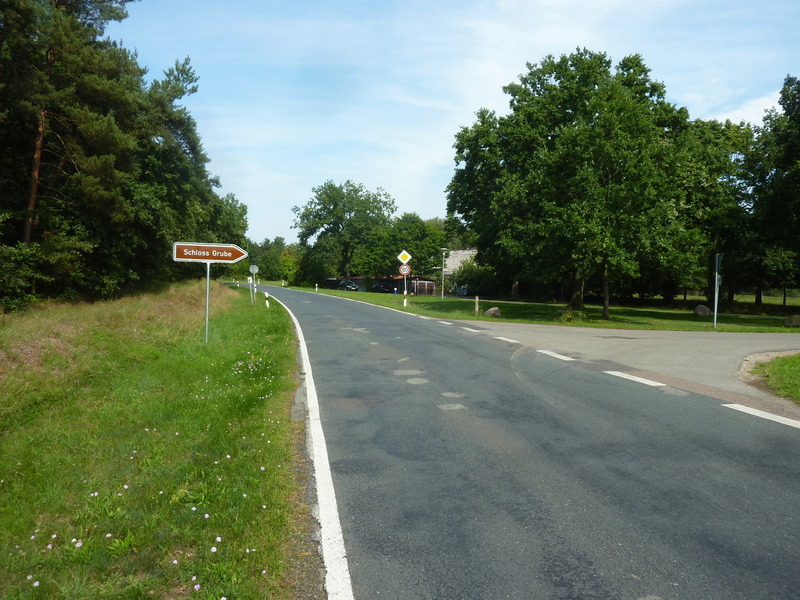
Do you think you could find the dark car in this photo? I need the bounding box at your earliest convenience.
[371,282,394,293]
[338,279,359,291]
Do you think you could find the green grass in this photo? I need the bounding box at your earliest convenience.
[754,354,800,401]
[0,281,308,599]
[309,288,800,333]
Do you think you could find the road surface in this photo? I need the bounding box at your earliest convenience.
[266,287,800,600]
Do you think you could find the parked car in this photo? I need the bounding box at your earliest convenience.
[338,279,359,291]
[371,282,394,293]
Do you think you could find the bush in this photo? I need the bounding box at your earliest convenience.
[0,243,44,312]
[451,258,500,296]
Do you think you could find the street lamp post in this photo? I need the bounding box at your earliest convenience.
[440,248,447,299]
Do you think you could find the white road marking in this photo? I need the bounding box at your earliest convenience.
[438,321,453,325]
[723,404,800,430]
[439,403,466,411]
[270,297,355,599]
[494,336,522,344]
[537,349,575,361]
[604,371,665,387]
[461,327,482,333]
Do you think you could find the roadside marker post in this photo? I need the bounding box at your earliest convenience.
[172,242,248,342]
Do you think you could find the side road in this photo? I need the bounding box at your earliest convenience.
[461,318,800,419]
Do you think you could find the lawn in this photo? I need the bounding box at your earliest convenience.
[0,282,315,599]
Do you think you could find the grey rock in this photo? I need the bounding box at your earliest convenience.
[484,306,502,318]
[693,304,712,317]
[785,315,800,327]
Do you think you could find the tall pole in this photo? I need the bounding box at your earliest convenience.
[713,253,723,329]
[205,261,211,343]
[440,248,447,299]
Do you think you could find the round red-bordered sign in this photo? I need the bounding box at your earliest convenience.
[399,264,411,275]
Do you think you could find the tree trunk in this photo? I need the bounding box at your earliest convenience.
[23,106,47,243]
[568,268,584,310]
[755,286,763,306]
[602,263,611,320]
[510,279,519,300]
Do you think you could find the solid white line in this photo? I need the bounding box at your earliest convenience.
[537,349,575,362]
[461,327,482,333]
[604,370,665,387]
[272,297,355,600]
[494,336,522,344]
[723,404,800,430]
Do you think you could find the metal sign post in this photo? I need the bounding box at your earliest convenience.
[713,253,723,329]
[397,250,412,307]
[173,242,248,342]
[249,264,259,305]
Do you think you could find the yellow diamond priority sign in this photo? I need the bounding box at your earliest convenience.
[397,250,412,264]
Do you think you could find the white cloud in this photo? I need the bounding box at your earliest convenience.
[711,91,780,126]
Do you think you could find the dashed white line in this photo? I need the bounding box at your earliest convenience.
[461,327,482,333]
[438,321,453,325]
[537,349,575,361]
[604,371,665,387]
[494,336,522,345]
[723,404,800,430]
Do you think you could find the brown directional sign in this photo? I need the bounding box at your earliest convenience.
[173,242,248,263]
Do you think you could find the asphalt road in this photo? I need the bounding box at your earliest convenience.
[265,287,800,600]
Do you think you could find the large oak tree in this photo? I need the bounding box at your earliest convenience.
[448,49,750,316]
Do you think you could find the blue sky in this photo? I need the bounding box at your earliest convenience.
[106,0,799,244]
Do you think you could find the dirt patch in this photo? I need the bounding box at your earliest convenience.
[283,380,326,600]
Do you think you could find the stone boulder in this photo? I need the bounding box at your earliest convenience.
[484,306,502,318]
[785,315,800,328]
[693,304,712,317]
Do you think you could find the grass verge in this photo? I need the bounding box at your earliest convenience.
[0,281,315,599]
[753,354,800,404]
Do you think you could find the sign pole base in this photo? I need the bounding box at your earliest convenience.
[205,262,211,343]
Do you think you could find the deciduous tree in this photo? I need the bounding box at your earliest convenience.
[292,180,396,278]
